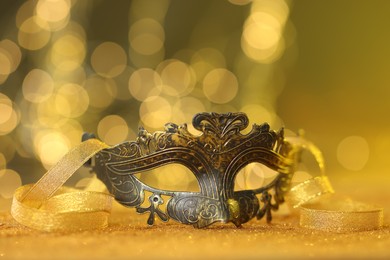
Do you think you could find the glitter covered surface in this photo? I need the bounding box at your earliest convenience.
[1,1,390,258]
[1,211,389,259]
[1,175,389,260]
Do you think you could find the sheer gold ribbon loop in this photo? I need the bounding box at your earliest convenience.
[288,176,384,232]
[285,134,325,173]
[288,176,334,208]
[10,136,384,232]
[11,139,112,232]
[285,137,383,232]
[300,197,384,232]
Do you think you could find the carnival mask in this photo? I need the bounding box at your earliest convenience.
[84,112,303,228]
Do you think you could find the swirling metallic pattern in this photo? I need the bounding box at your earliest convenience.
[89,112,300,227]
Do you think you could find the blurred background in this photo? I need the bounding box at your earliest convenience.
[1,0,390,208]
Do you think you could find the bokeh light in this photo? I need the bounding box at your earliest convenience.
[0,39,22,76]
[50,33,86,71]
[16,1,36,29]
[244,12,281,50]
[59,119,83,145]
[241,0,289,63]
[112,66,134,101]
[84,75,117,109]
[97,115,129,145]
[235,163,277,190]
[129,18,165,55]
[140,96,172,129]
[240,103,281,129]
[128,68,162,101]
[337,136,370,171]
[0,94,20,136]
[0,169,22,198]
[190,48,226,81]
[1,4,390,251]
[171,97,206,124]
[0,136,17,164]
[203,68,239,104]
[0,108,19,136]
[0,94,13,124]
[157,59,196,97]
[36,0,71,23]
[55,83,89,118]
[52,66,87,85]
[127,0,169,68]
[22,69,54,103]
[34,130,70,169]
[0,153,6,171]
[36,96,65,127]
[0,0,315,199]
[91,42,127,78]
[18,16,51,50]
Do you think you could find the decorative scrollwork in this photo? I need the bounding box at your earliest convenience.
[85,112,303,228]
[136,194,169,225]
[256,191,279,222]
[167,195,224,228]
[192,112,248,139]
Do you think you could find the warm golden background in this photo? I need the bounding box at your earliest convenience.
[1,1,390,259]
[0,0,389,211]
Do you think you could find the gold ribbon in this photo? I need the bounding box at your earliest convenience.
[11,139,112,232]
[299,194,384,232]
[10,136,384,232]
[287,176,384,232]
[285,136,384,232]
[288,176,334,208]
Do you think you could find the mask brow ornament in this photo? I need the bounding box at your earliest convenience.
[85,112,302,228]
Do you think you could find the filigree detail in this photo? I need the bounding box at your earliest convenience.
[256,191,279,223]
[136,194,168,225]
[193,112,248,139]
[86,112,302,228]
[166,195,224,228]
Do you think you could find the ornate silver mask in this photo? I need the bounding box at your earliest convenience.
[85,112,301,228]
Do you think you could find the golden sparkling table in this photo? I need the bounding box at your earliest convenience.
[1,174,389,259]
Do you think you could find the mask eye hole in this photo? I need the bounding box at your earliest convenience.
[234,163,278,191]
[135,164,200,192]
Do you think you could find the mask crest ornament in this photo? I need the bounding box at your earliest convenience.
[85,112,302,228]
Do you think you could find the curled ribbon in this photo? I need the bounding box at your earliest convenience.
[11,139,112,232]
[285,136,384,232]
[10,137,384,232]
[298,192,384,232]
